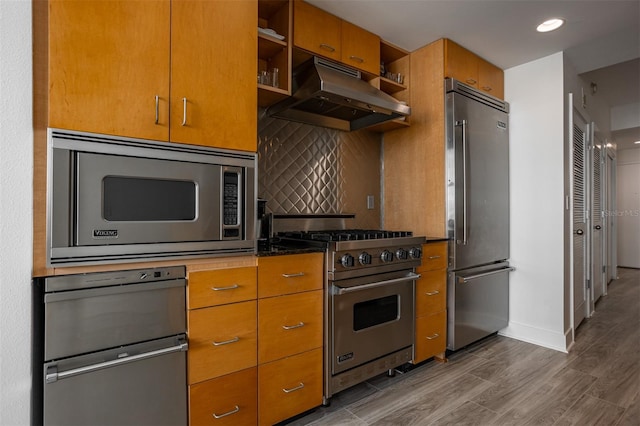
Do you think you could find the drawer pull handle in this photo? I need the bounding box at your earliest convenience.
[319,43,335,52]
[426,333,440,340]
[211,284,239,291]
[212,405,239,419]
[282,272,305,278]
[282,382,305,393]
[349,55,364,63]
[482,86,492,91]
[282,322,305,330]
[425,290,440,296]
[428,255,441,260]
[466,78,477,85]
[212,336,239,346]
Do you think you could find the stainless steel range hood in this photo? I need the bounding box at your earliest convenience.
[267,57,410,132]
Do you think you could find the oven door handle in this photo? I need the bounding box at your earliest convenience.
[334,273,421,295]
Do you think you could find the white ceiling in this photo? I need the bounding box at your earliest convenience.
[307,0,640,149]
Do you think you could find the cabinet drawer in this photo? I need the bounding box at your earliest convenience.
[188,301,257,384]
[414,310,447,363]
[419,242,448,272]
[258,290,323,364]
[258,252,323,298]
[258,348,323,426]
[188,267,257,309]
[415,269,446,317]
[189,367,257,426]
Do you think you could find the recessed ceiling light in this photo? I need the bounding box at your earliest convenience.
[537,18,565,32]
[634,141,640,144]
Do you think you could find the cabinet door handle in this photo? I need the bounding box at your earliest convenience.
[282,272,305,278]
[181,97,188,126]
[349,55,364,63]
[465,78,477,85]
[212,405,239,419]
[425,290,440,296]
[154,95,159,124]
[426,333,440,340]
[282,382,305,393]
[428,255,441,260]
[319,43,336,52]
[212,336,239,346]
[211,284,239,291]
[282,322,305,330]
[481,86,492,91]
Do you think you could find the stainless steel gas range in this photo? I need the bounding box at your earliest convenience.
[273,215,425,403]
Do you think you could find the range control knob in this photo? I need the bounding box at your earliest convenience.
[340,253,355,268]
[358,252,372,265]
[396,248,408,260]
[409,247,422,259]
[380,250,394,263]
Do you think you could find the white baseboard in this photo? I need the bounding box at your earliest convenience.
[499,321,569,353]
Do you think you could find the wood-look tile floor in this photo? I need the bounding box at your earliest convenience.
[284,267,639,426]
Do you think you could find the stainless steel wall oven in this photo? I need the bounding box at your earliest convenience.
[47,129,256,266]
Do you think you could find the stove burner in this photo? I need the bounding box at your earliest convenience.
[277,229,414,242]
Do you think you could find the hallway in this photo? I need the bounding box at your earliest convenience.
[286,268,640,425]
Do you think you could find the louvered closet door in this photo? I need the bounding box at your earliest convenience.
[591,140,604,303]
[572,114,588,328]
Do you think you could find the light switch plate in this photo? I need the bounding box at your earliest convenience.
[367,195,375,210]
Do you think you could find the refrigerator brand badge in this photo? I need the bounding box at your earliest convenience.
[93,229,118,239]
[497,121,507,130]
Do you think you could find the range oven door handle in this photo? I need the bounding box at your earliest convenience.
[457,266,515,284]
[45,340,188,384]
[334,273,421,295]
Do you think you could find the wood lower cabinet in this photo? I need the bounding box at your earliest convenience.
[413,242,448,363]
[188,300,258,384]
[189,367,258,425]
[258,348,323,426]
[257,252,324,425]
[258,290,323,364]
[188,267,257,309]
[257,252,323,298]
[39,0,257,152]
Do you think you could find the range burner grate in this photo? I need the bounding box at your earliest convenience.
[277,229,414,242]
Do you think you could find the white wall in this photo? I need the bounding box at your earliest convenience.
[616,149,640,267]
[0,1,33,424]
[501,52,568,352]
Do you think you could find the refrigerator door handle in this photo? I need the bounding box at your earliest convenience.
[458,266,515,284]
[456,119,469,245]
[45,340,188,384]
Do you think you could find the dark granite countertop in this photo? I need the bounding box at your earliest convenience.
[424,236,450,243]
[255,240,325,257]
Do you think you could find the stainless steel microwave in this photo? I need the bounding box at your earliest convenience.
[47,129,256,266]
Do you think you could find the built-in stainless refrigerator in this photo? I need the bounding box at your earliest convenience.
[445,78,515,351]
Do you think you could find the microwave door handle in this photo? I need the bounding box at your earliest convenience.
[334,273,421,295]
[45,340,188,384]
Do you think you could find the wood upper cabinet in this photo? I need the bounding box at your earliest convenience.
[48,0,171,141]
[444,39,504,99]
[341,20,380,75]
[293,1,380,75]
[293,0,341,62]
[478,58,504,99]
[46,0,256,152]
[170,0,256,151]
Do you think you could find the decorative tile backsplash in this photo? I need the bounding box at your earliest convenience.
[258,109,382,229]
